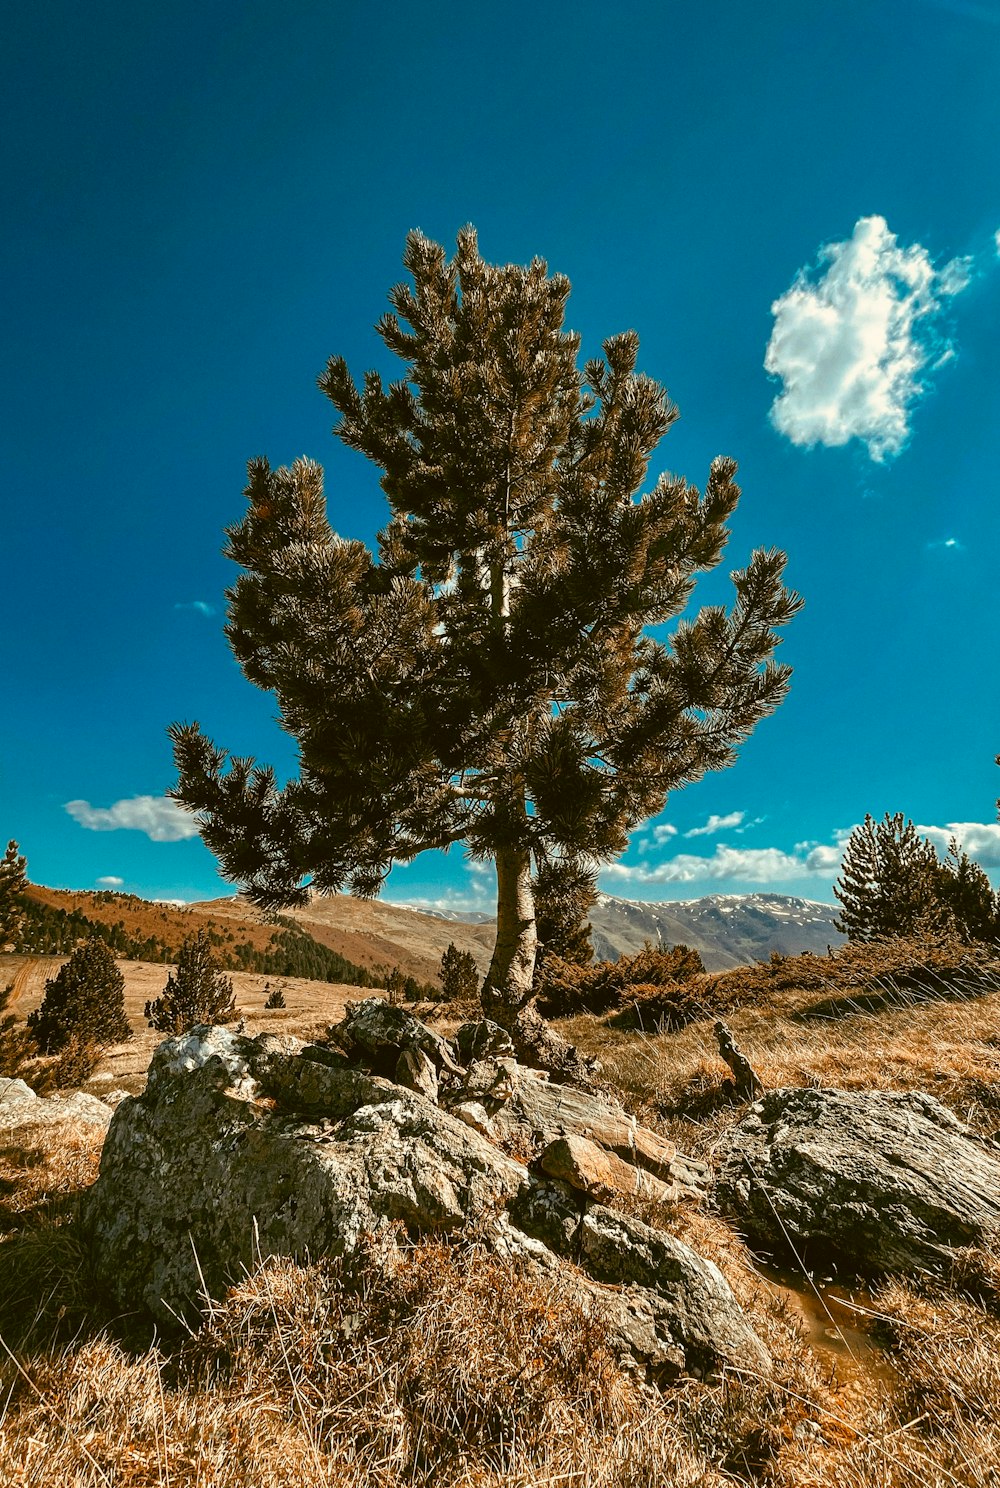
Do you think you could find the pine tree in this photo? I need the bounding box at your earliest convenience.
[145,929,237,1034]
[835,813,950,941]
[28,937,132,1052]
[438,941,480,1001]
[533,857,596,968]
[170,228,801,1068]
[937,839,998,943]
[0,840,27,951]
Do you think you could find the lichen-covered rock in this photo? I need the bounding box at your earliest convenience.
[716,1086,1000,1277]
[510,1181,770,1378]
[453,1019,516,1064]
[83,1019,765,1381]
[84,1025,527,1324]
[0,1076,114,1131]
[329,999,464,1077]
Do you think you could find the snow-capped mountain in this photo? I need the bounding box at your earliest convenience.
[588,892,844,971]
[417,891,844,972]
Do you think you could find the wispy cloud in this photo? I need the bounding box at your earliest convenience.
[66,795,200,843]
[604,845,811,886]
[95,875,124,888]
[684,811,746,838]
[765,215,971,461]
[174,600,217,617]
[925,536,965,553]
[607,826,856,887]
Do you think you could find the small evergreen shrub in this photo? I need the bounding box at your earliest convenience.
[145,929,237,1034]
[27,937,132,1052]
[537,942,706,1019]
[48,1035,102,1089]
[263,981,286,1009]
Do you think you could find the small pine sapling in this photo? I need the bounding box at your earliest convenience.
[438,942,480,1002]
[145,929,237,1034]
[263,980,286,1009]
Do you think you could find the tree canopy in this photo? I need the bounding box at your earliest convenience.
[171,228,801,1065]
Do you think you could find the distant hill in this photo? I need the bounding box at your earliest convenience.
[17,883,843,986]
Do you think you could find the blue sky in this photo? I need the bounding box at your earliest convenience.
[4,0,1000,911]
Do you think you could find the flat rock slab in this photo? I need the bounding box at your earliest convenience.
[716,1086,1000,1277]
[0,1076,114,1132]
[539,1134,681,1206]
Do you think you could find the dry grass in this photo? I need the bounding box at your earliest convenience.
[3,937,1000,1485]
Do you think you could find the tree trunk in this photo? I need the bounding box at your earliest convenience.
[481,846,597,1082]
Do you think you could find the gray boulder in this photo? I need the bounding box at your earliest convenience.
[715,1086,1000,1277]
[84,1026,526,1324]
[512,1181,770,1378]
[0,1076,114,1132]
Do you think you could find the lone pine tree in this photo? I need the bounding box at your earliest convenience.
[171,228,801,1068]
[145,929,237,1034]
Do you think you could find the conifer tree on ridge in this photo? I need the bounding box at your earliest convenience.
[170,228,802,1069]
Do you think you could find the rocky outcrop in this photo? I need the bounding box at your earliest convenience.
[445,1053,710,1199]
[0,1076,114,1131]
[715,1086,1000,1277]
[84,1007,764,1380]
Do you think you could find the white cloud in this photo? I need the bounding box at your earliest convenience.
[926,536,964,552]
[174,600,216,617]
[995,228,1000,258]
[765,215,969,460]
[66,795,200,843]
[915,821,1000,868]
[95,875,125,889]
[684,811,745,838]
[636,822,679,855]
[604,845,812,886]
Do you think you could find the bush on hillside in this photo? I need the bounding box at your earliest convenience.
[146,930,237,1034]
[27,937,132,1053]
[47,1035,103,1089]
[537,942,706,1019]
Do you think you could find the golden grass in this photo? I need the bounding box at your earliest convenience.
[2,941,1000,1486]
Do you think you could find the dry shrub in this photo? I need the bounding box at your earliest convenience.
[537,943,709,1020]
[705,935,1000,1022]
